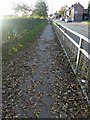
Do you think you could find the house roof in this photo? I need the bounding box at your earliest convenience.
[76,2,84,8]
[66,2,84,11]
[71,3,77,8]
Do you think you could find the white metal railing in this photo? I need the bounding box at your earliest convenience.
[54,20,90,44]
[53,21,90,74]
[52,20,90,105]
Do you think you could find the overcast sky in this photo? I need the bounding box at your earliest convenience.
[0,0,89,15]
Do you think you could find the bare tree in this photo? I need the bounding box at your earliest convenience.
[12,3,31,16]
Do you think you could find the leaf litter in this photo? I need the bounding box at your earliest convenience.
[2,24,89,119]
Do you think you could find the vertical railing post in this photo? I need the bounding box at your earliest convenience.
[63,28,66,47]
[75,38,82,74]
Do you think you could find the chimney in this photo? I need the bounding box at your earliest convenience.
[78,2,80,4]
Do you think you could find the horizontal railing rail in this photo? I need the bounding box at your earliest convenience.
[54,21,90,44]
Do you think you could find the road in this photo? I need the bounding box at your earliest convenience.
[54,19,90,39]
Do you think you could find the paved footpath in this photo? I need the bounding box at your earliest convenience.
[2,23,89,119]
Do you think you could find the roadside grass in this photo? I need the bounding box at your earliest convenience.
[81,20,90,25]
[2,17,47,62]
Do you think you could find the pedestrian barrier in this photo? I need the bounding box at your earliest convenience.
[52,20,90,105]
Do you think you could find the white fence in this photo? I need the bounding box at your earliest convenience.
[52,20,90,104]
[53,22,90,77]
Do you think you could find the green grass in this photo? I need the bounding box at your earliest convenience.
[81,20,90,25]
[2,17,48,62]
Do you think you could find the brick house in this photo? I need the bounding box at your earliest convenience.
[65,2,84,21]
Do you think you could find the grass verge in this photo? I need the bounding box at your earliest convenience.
[2,18,47,62]
[81,20,90,25]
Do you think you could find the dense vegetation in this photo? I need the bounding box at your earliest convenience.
[33,0,48,18]
[2,17,47,61]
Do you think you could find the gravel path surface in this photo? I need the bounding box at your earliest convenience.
[2,23,89,119]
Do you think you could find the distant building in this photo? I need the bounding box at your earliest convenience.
[65,2,84,21]
[88,10,90,20]
[83,9,88,20]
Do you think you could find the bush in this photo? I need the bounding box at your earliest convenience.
[2,17,47,61]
